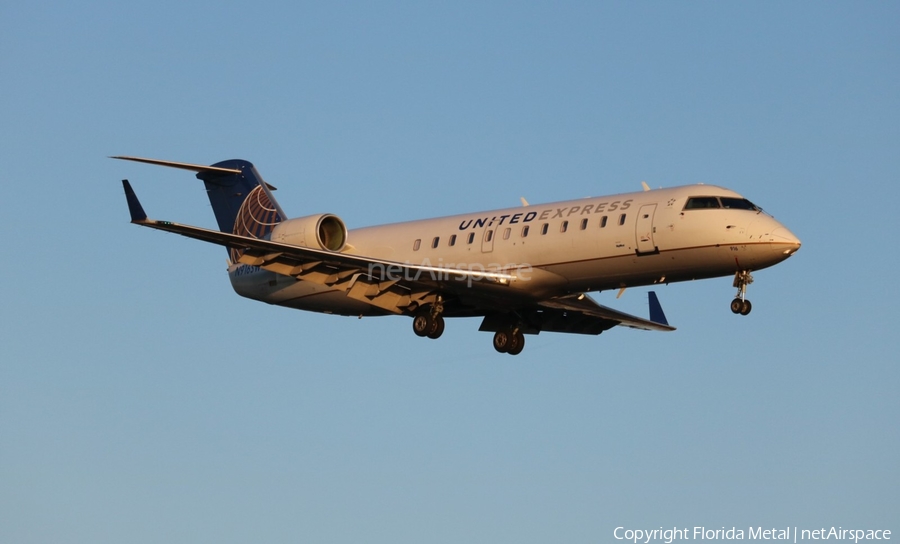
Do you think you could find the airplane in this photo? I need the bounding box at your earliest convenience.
[116,156,801,355]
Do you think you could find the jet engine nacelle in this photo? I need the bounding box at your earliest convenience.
[269,213,348,252]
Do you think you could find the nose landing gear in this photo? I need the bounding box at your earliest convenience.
[730,270,754,315]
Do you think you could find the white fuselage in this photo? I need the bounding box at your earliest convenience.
[229,184,801,316]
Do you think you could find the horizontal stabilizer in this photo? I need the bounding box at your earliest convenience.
[110,156,277,190]
[112,156,242,175]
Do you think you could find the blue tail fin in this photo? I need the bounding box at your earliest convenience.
[195,160,285,263]
[195,159,285,236]
[112,156,285,261]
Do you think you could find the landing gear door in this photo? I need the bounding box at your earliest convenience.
[635,204,658,255]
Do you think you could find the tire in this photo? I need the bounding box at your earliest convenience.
[507,331,525,355]
[427,315,445,339]
[730,298,743,314]
[740,299,752,316]
[413,313,433,337]
[493,330,510,353]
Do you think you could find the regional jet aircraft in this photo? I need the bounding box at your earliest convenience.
[117,156,801,355]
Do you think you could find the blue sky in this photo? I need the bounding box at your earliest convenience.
[2,2,898,543]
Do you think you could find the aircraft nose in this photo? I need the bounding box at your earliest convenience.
[771,227,801,255]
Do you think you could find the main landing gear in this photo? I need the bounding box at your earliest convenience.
[412,304,445,339]
[730,270,754,316]
[411,306,527,356]
[492,327,525,356]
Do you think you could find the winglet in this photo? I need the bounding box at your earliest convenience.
[122,179,148,222]
[648,291,669,326]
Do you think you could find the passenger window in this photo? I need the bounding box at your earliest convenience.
[432,236,440,249]
[618,214,626,226]
[522,225,529,237]
[580,218,588,230]
[503,228,511,240]
[413,239,421,251]
[560,221,568,233]
[541,223,549,235]
[467,232,475,244]
[485,230,493,242]
[684,196,721,210]
[449,234,456,246]
[600,216,608,228]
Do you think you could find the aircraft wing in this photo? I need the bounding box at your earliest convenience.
[537,292,675,332]
[123,180,517,314]
[124,180,675,332]
[477,291,674,335]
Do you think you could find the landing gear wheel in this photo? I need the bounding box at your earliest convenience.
[731,270,755,316]
[493,329,525,355]
[427,315,445,339]
[730,297,752,315]
[412,312,433,337]
[507,331,525,356]
[493,330,511,353]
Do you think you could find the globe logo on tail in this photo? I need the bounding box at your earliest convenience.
[230,185,283,262]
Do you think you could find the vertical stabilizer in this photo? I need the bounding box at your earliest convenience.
[195,160,285,236]
[112,156,286,260]
[196,160,285,262]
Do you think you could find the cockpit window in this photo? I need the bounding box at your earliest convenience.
[720,197,760,211]
[684,196,761,212]
[684,196,721,210]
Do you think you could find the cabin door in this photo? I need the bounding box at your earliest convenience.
[635,204,658,255]
[481,227,495,253]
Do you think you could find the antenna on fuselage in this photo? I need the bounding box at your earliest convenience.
[641,181,651,192]
[520,196,529,207]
